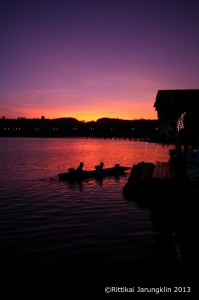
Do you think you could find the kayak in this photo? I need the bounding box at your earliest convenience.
[58,165,130,181]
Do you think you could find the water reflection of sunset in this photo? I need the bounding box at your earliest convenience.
[44,139,172,174]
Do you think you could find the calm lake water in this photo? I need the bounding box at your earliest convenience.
[0,137,198,295]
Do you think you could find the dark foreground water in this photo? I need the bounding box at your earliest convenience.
[0,138,198,297]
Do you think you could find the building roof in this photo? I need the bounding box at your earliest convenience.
[154,89,199,113]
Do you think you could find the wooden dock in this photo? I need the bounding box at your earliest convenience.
[153,161,199,180]
[152,162,182,179]
[123,161,199,197]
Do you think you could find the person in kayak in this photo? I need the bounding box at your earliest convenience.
[76,162,84,174]
[95,162,104,175]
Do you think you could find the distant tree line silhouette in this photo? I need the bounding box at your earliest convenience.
[0,117,162,141]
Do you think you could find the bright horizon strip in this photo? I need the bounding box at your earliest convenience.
[1,99,158,121]
[46,103,157,121]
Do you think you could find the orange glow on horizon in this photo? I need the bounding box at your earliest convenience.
[3,101,157,121]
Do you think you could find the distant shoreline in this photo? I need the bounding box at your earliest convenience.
[0,117,162,141]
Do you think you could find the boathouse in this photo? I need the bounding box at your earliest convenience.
[123,89,199,197]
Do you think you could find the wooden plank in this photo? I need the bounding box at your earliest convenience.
[153,162,160,178]
[153,162,171,179]
[153,161,184,179]
[162,162,168,178]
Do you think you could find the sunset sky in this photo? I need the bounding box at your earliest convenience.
[0,0,199,121]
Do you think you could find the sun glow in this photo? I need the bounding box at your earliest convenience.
[4,101,157,121]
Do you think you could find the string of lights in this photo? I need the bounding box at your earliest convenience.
[177,112,186,132]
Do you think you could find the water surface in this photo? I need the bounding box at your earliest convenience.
[0,138,198,295]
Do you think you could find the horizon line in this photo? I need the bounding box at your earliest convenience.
[1,116,158,122]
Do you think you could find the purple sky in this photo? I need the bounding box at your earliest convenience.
[0,0,199,121]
